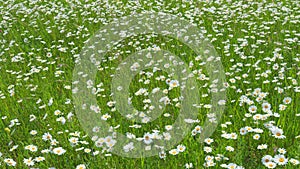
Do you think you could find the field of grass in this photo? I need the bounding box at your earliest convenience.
[0,0,299,168]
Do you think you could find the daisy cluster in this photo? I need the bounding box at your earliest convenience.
[0,0,299,168]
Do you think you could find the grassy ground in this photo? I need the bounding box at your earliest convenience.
[0,0,299,168]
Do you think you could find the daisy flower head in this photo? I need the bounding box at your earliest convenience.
[226,146,234,152]
[204,138,214,145]
[205,155,214,161]
[194,125,202,133]
[277,148,286,154]
[264,162,277,168]
[4,158,17,166]
[52,147,66,155]
[30,130,37,135]
[274,154,288,165]
[143,133,153,144]
[257,144,268,150]
[177,144,186,152]
[262,102,271,112]
[262,155,273,164]
[169,149,179,155]
[169,80,179,88]
[204,146,212,153]
[76,164,86,169]
[185,163,193,168]
[283,97,292,104]
[240,127,248,135]
[253,134,260,140]
[227,163,237,169]
[248,105,257,113]
[123,142,134,153]
[159,151,166,159]
[289,158,300,165]
[42,132,52,141]
[271,127,286,139]
[279,104,287,111]
[34,156,45,162]
[23,157,34,166]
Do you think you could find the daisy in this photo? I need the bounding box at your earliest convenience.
[177,145,186,152]
[101,113,111,120]
[191,129,197,136]
[54,110,62,116]
[169,149,179,155]
[204,146,212,153]
[289,158,300,165]
[257,144,268,150]
[76,164,86,169]
[283,97,292,104]
[159,151,166,159]
[274,154,288,165]
[226,146,234,152]
[227,163,237,169]
[34,156,45,162]
[163,132,171,140]
[204,138,214,145]
[23,157,34,166]
[165,125,173,131]
[106,139,117,148]
[262,155,273,164]
[265,162,277,168]
[143,133,153,144]
[277,148,286,154]
[52,147,66,155]
[262,102,271,112]
[169,80,179,88]
[30,130,38,135]
[123,142,134,152]
[248,105,257,113]
[271,128,286,139]
[230,133,238,139]
[25,145,38,152]
[245,126,253,132]
[185,163,193,169]
[279,104,287,111]
[253,134,260,140]
[205,155,214,161]
[46,52,52,58]
[4,158,17,166]
[42,132,52,141]
[240,128,247,135]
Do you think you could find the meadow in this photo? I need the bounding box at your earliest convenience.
[0,0,299,168]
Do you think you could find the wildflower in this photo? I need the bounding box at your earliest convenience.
[277,148,286,154]
[177,145,186,152]
[264,162,277,168]
[52,147,66,155]
[274,154,288,165]
[283,97,292,104]
[253,134,260,140]
[42,132,52,141]
[248,105,257,113]
[23,157,34,166]
[143,133,153,144]
[226,146,234,152]
[159,151,166,159]
[240,128,247,135]
[204,138,214,145]
[262,155,273,164]
[76,164,86,169]
[204,146,212,153]
[4,158,17,166]
[169,149,179,155]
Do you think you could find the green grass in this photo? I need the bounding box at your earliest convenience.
[0,0,299,168]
